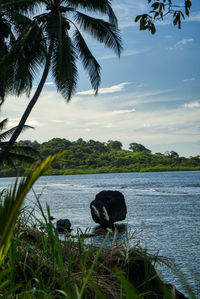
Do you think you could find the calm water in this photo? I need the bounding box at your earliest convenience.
[0,171,200,296]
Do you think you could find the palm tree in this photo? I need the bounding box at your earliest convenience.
[0,0,35,102]
[0,0,122,165]
[0,118,39,167]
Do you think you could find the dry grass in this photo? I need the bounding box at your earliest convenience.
[8,226,176,299]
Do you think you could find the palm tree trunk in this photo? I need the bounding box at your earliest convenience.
[0,39,54,166]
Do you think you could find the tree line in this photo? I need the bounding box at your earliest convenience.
[0,138,199,177]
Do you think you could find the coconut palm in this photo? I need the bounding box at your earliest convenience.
[0,118,39,167]
[0,0,122,165]
[0,0,37,102]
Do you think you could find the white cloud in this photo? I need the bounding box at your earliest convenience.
[51,119,65,123]
[183,100,200,108]
[99,49,142,60]
[169,38,194,50]
[113,1,148,29]
[76,82,131,96]
[182,77,196,82]
[104,123,114,128]
[189,11,200,22]
[7,118,43,129]
[45,82,55,86]
[2,85,199,156]
[108,109,136,116]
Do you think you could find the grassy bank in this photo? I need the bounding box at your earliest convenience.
[43,165,200,176]
[1,165,200,178]
[0,154,198,298]
[0,210,193,299]
[2,204,199,299]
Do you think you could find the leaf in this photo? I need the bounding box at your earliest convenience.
[152,2,160,10]
[73,28,101,94]
[51,15,78,101]
[0,151,64,265]
[75,12,122,58]
[135,15,142,23]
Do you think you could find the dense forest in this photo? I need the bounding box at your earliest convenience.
[0,138,199,177]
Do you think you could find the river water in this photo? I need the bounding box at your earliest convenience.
[0,171,199,296]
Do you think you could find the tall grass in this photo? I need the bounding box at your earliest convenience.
[0,153,199,298]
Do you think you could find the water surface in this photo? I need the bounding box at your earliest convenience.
[1,171,199,295]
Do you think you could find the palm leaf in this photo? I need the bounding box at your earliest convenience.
[74,12,122,57]
[50,14,78,101]
[0,20,46,97]
[0,0,41,14]
[0,143,40,164]
[4,9,33,35]
[0,119,8,132]
[64,0,118,26]
[2,152,36,164]
[0,124,33,141]
[73,28,101,94]
[0,151,64,266]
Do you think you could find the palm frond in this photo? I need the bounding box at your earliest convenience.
[0,0,42,15]
[0,20,46,97]
[0,119,8,132]
[51,14,78,101]
[0,142,39,166]
[74,12,122,57]
[9,144,39,159]
[5,10,33,35]
[0,151,64,266]
[3,152,36,164]
[65,0,118,26]
[0,15,15,102]
[73,28,101,94]
[0,124,33,142]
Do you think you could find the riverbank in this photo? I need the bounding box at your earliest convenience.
[1,138,200,177]
[0,164,200,177]
[1,154,198,298]
[44,165,200,176]
[2,222,190,298]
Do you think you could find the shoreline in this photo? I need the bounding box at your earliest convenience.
[0,166,199,178]
[10,225,190,298]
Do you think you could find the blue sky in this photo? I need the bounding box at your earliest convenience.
[2,0,200,157]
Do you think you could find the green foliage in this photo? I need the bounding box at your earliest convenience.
[0,118,39,167]
[129,142,151,154]
[0,151,64,266]
[0,0,122,165]
[135,0,192,34]
[0,138,199,177]
[0,158,198,298]
[0,0,122,99]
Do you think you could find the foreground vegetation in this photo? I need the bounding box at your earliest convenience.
[0,155,198,298]
[0,138,199,177]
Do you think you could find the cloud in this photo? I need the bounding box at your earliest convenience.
[99,49,142,60]
[182,78,196,82]
[7,118,43,129]
[183,100,200,108]
[45,82,55,86]
[112,1,148,29]
[108,109,136,116]
[169,38,194,50]
[76,82,131,96]
[189,11,200,22]
[2,84,199,156]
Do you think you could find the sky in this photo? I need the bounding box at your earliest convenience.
[1,0,200,157]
